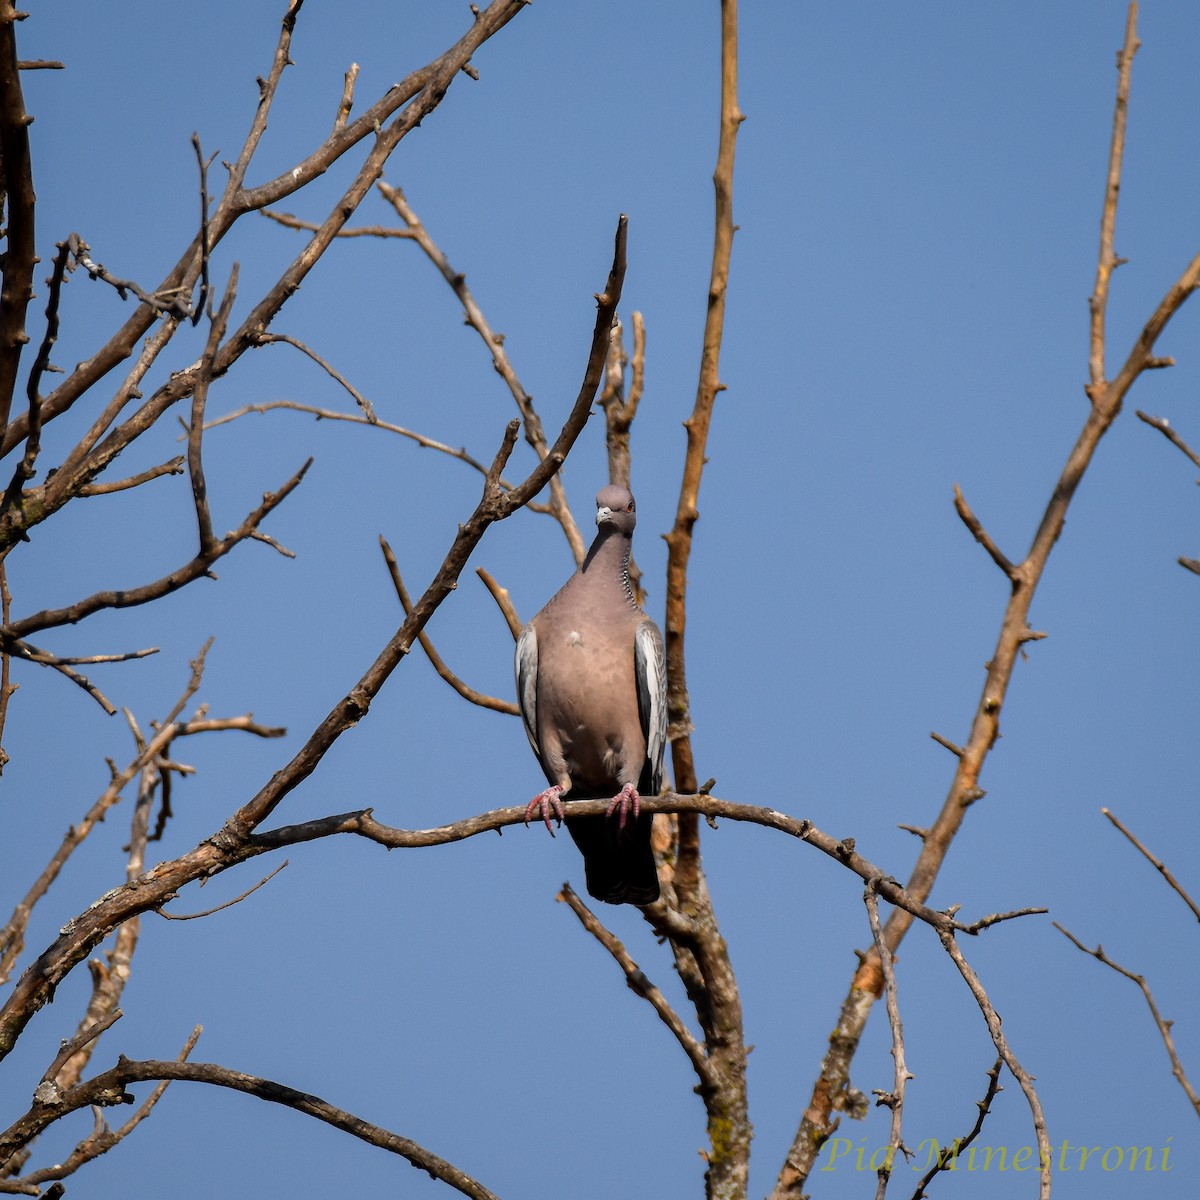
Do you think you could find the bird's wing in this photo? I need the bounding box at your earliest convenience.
[634,618,667,793]
[514,623,541,759]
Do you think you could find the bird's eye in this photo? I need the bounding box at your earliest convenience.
[626,502,635,512]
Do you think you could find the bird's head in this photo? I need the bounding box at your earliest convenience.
[595,485,637,535]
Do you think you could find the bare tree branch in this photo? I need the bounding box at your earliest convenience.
[0,213,626,1063]
[0,1056,501,1200]
[157,863,289,921]
[776,9,1200,1186]
[952,484,1015,578]
[1135,409,1200,471]
[654,4,749,1197]
[1,239,69,519]
[379,536,518,715]
[938,931,1050,1200]
[1055,922,1200,1118]
[206,400,491,475]
[559,882,714,1093]
[865,883,912,1199]
[77,458,185,496]
[3,459,311,641]
[249,792,1038,942]
[908,1058,1003,1200]
[475,566,522,639]
[187,265,239,556]
[1088,2,1139,395]
[375,179,587,563]
[0,644,214,986]
[0,0,37,433]
[0,0,533,470]
[1101,806,1200,921]
[254,331,377,421]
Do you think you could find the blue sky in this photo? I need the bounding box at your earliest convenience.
[2,3,1199,1198]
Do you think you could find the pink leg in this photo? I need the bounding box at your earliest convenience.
[525,785,566,834]
[605,782,640,829]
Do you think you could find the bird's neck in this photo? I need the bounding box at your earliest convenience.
[579,527,637,607]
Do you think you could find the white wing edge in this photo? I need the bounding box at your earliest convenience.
[635,620,667,787]
[514,624,541,758]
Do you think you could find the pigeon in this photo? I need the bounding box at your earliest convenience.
[515,484,666,905]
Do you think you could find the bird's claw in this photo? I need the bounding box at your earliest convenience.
[525,785,565,835]
[605,783,640,830]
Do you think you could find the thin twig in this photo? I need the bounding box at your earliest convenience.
[205,400,490,474]
[189,265,238,554]
[191,134,217,324]
[261,206,415,240]
[1055,921,1200,1117]
[1088,2,1140,395]
[928,730,962,757]
[5,639,118,714]
[0,644,214,985]
[333,62,360,132]
[865,883,911,1199]
[939,931,1050,1200]
[1135,409,1200,471]
[0,562,13,774]
[77,458,185,496]
[1101,807,1200,921]
[375,180,587,564]
[379,537,517,715]
[158,863,288,921]
[908,1058,1003,1200]
[559,882,714,1093]
[254,332,377,421]
[475,566,522,639]
[2,241,71,516]
[3,459,311,641]
[952,484,1015,578]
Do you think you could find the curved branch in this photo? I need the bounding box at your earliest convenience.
[248,793,1043,940]
[1055,921,1200,1117]
[939,931,1050,1200]
[0,1056,499,1200]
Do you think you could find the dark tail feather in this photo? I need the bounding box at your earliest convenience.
[565,811,659,906]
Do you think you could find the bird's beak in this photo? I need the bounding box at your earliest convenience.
[595,505,613,526]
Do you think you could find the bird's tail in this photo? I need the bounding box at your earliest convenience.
[565,810,659,906]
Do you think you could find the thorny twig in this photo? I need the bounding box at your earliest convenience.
[939,930,1050,1200]
[908,1058,1004,1200]
[1054,921,1200,1117]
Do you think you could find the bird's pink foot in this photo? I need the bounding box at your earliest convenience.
[605,782,640,829]
[525,785,566,834]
